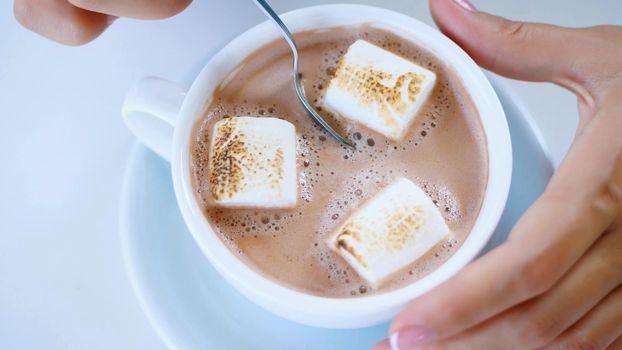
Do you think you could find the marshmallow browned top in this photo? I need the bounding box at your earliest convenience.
[336,205,426,268]
[332,58,425,124]
[327,177,449,286]
[324,40,437,141]
[208,116,297,208]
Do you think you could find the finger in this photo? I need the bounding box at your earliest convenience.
[68,0,191,19]
[371,339,390,350]
[544,286,622,350]
[395,228,622,350]
[389,89,622,344]
[429,0,600,99]
[389,173,619,342]
[14,0,112,46]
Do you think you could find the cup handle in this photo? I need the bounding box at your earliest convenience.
[122,77,187,162]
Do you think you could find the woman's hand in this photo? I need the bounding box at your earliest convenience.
[375,0,622,349]
[13,0,192,45]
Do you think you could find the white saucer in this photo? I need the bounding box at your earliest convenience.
[119,74,554,350]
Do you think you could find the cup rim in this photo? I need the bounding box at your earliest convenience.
[171,4,512,322]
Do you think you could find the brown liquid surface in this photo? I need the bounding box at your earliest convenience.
[190,25,488,298]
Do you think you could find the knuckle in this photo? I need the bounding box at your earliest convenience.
[594,232,622,275]
[614,154,622,207]
[545,166,621,228]
[560,335,602,350]
[520,314,566,347]
[443,301,470,327]
[497,20,530,43]
[592,179,621,219]
[514,254,556,298]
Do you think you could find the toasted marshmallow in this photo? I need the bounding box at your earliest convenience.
[327,177,449,286]
[208,116,297,208]
[324,40,437,141]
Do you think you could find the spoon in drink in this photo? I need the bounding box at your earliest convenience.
[252,0,355,148]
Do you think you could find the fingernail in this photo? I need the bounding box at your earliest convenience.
[453,0,477,11]
[389,326,435,350]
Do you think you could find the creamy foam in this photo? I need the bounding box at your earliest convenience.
[190,25,488,298]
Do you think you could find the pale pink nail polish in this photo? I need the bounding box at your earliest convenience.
[389,326,435,350]
[453,0,477,11]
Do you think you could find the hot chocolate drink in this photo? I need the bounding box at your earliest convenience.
[190,25,488,298]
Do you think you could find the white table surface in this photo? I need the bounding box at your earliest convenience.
[1,1,620,349]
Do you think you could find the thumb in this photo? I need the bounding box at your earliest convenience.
[430,0,592,94]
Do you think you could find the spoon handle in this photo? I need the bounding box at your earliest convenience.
[252,0,298,52]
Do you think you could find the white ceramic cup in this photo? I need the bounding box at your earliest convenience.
[122,4,512,329]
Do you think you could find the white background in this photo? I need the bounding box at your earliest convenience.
[1,0,620,349]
